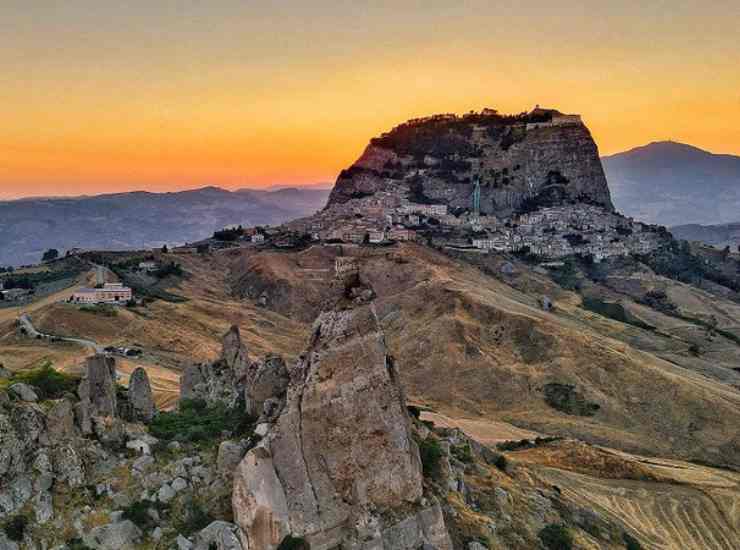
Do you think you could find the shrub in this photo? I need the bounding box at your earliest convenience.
[7,363,78,400]
[623,532,643,550]
[173,499,213,536]
[451,443,474,464]
[66,538,93,550]
[277,535,310,550]
[3,515,29,542]
[122,500,156,530]
[407,405,421,419]
[493,454,508,471]
[149,398,256,443]
[418,437,444,478]
[538,524,573,550]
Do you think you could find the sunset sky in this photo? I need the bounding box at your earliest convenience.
[2,1,739,199]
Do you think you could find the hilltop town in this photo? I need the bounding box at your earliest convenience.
[184,107,666,264]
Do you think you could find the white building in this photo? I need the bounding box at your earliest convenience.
[72,283,132,305]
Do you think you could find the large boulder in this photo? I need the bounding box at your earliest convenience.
[193,521,244,550]
[233,306,449,549]
[83,520,143,550]
[9,383,38,402]
[127,367,156,423]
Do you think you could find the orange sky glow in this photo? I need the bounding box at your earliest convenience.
[2,1,739,199]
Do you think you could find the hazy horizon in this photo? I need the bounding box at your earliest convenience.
[1,137,735,201]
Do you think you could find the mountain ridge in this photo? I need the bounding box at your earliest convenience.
[0,185,330,266]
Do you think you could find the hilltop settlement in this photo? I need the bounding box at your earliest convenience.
[187,107,666,264]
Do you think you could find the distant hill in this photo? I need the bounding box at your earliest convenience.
[670,222,740,249]
[0,186,330,266]
[602,141,740,226]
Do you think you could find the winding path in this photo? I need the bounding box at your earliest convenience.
[19,313,103,354]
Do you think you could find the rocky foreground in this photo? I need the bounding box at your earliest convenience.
[1,300,680,550]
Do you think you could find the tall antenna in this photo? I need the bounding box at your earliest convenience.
[473,175,481,217]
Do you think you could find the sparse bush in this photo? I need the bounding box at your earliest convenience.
[149,398,256,443]
[451,443,474,464]
[418,437,444,478]
[121,500,156,530]
[3,515,29,542]
[538,523,573,550]
[688,343,702,356]
[6,363,78,400]
[66,538,93,550]
[623,532,643,550]
[277,535,310,550]
[173,499,213,536]
[493,454,508,471]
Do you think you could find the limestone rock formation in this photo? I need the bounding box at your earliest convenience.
[127,367,156,423]
[326,108,613,218]
[180,325,249,408]
[244,354,289,418]
[232,306,452,549]
[76,354,118,433]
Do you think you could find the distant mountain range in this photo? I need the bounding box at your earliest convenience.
[670,222,740,250]
[0,186,330,266]
[602,141,740,227]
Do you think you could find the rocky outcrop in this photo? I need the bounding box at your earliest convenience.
[180,325,249,408]
[327,109,613,218]
[127,367,156,423]
[232,306,452,549]
[244,354,289,418]
[76,355,118,433]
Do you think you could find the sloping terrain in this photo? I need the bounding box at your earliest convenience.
[2,242,740,547]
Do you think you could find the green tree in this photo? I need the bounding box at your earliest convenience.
[42,249,59,262]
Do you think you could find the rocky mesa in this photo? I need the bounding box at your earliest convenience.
[326,108,613,217]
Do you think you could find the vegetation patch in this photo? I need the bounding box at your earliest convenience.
[277,536,310,550]
[1,362,79,400]
[172,498,214,537]
[582,297,654,331]
[543,383,600,417]
[121,500,157,530]
[623,532,643,550]
[2,515,29,542]
[451,443,474,464]
[538,523,573,550]
[149,398,256,443]
[418,437,444,478]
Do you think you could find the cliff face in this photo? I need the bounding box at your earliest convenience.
[327,110,613,217]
